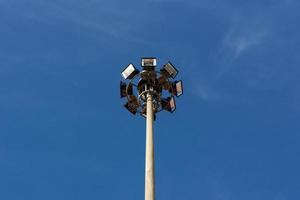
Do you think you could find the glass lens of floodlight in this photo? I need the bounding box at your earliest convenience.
[142,58,157,67]
[169,97,176,112]
[121,64,137,80]
[175,80,183,97]
[164,62,178,78]
[161,97,176,113]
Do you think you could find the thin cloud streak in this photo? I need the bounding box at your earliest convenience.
[186,0,299,102]
[214,17,268,82]
[0,0,154,46]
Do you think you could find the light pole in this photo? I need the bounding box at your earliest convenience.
[120,58,183,200]
[145,92,155,200]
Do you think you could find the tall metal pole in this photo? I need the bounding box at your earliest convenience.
[120,58,183,200]
[145,92,155,200]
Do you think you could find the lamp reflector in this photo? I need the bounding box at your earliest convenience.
[141,57,157,67]
[121,64,139,80]
[161,62,178,78]
[170,80,183,97]
[161,97,176,113]
[169,97,176,112]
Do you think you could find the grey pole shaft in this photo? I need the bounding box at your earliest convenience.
[145,92,155,200]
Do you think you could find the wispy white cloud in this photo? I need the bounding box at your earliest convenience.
[194,84,220,102]
[223,28,267,59]
[186,1,297,102]
[213,17,268,82]
[188,14,269,102]
[0,0,154,46]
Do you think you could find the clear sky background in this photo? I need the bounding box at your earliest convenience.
[1,0,300,199]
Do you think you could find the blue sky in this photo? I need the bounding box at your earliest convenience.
[1,0,300,199]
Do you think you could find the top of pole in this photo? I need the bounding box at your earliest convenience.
[120,57,183,119]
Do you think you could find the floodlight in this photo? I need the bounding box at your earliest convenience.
[120,81,133,98]
[141,57,157,69]
[157,75,171,90]
[120,81,127,98]
[170,80,183,97]
[161,62,178,79]
[124,96,139,115]
[124,102,137,115]
[161,96,176,113]
[121,63,139,80]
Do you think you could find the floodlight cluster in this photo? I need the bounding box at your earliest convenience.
[120,58,183,118]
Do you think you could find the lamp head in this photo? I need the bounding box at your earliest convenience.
[121,63,139,80]
[170,80,183,97]
[161,62,178,79]
[141,57,157,71]
[120,81,133,98]
[161,96,176,113]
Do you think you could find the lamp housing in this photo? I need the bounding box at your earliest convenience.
[170,80,183,97]
[120,81,127,98]
[161,96,176,113]
[141,57,157,70]
[120,81,133,98]
[121,63,139,80]
[161,62,178,79]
